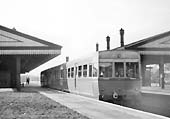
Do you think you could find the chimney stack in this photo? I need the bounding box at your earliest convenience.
[66,56,69,62]
[106,36,110,50]
[96,43,99,52]
[120,28,124,47]
[12,27,16,31]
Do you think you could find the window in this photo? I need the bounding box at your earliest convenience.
[78,66,82,77]
[89,65,92,77]
[99,62,112,77]
[71,67,74,78]
[93,63,98,77]
[126,62,139,78]
[83,65,87,77]
[68,68,70,78]
[115,62,124,77]
[60,69,64,78]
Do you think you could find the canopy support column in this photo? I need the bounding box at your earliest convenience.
[141,62,146,86]
[159,56,165,89]
[16,56,21,91]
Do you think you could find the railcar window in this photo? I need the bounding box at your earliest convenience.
[126,62,139,78]
[68,68,70,78]
[71,67,74,78]
[89,65,92,77]
[115,62,124,77]
[83,65,87,77]
[99,62,112,77]
[78,66,82,77]
[93,63,98,77]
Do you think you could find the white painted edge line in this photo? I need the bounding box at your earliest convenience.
[0,88,14,92]
[141,90,170,96]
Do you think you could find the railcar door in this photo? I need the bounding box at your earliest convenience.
[75,67,77,89]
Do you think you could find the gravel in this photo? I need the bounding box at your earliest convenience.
[0,90,89,119]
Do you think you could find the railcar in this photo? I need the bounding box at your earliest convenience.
[40,63,68,91]
[41,50,141,102]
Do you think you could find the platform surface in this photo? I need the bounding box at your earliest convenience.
[141,86,170,95]
[39,88,169,119]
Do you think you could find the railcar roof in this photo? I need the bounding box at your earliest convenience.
[66,52,99,66]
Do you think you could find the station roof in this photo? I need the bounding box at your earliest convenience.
[125,30,170,51]
[0,25,62,73]
[109,30,170,56]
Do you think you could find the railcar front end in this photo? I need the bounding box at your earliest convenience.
[98,50,141,102]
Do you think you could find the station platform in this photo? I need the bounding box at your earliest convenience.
[141,86,170,95]
[136,86,170,117]
[39,88,169,119]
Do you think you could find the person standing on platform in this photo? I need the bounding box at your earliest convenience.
[26,77,30,85]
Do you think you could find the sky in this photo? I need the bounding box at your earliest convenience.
[1,0,170,76]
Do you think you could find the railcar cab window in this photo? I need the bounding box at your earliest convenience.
[89,65,92,77]
[83,65,87,77]
[78,66,82,77]
[68,68,71,78]
[115,62,124,77]
[71,67,74,78]
[99,62,112,77]
[126,62,139,78]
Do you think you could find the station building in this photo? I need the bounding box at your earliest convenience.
[114,29,170,90]
[0,25,62,90]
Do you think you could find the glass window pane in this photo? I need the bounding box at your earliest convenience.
[93,63,98,77]
[78,66,82,77]
[126,62,139,78]
[68,68,70,78]
[115,62,124,77]
[89,65,92,77]
[71,67,74,78]
[99,62,112,77]
[83,65,87,77]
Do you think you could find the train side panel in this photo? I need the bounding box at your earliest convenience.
[75,77,99,98]
[40,63,68,91]
[66,52,99,98]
